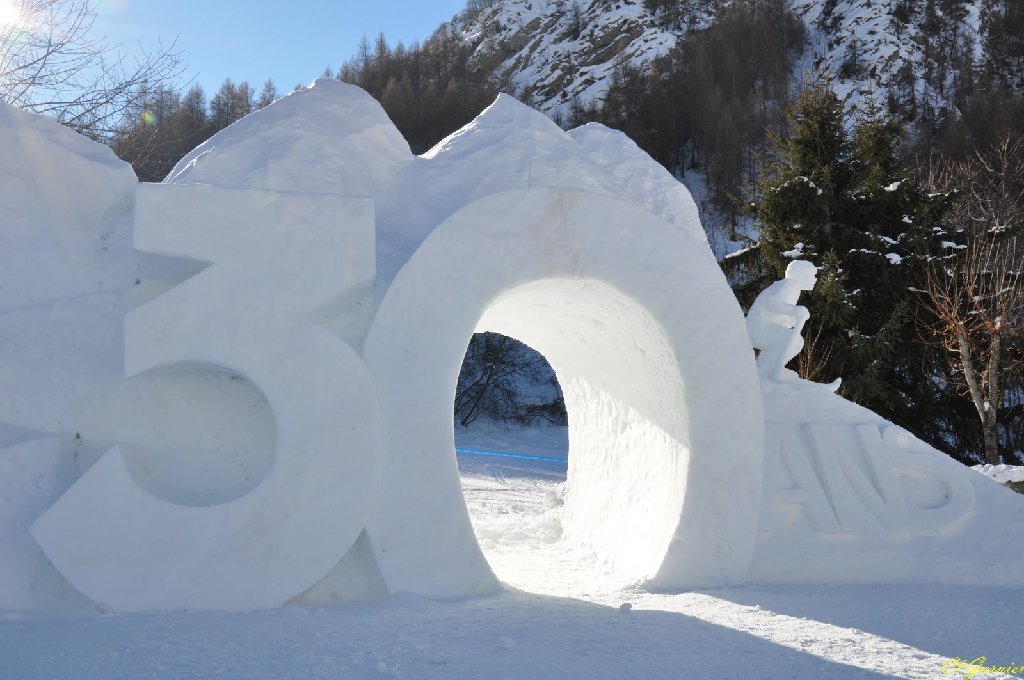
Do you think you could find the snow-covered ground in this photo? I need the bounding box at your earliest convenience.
[973,464,1024,486]
[1,424,1020,680]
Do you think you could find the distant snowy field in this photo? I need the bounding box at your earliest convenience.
[1,423,1021,680]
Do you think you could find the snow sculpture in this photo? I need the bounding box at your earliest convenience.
[759,423,974,535]
[3,79,1024,612]
[747,259,835,388]
[1,100,139,611]
[364,188,763,595]
[31,184,382,611]
[1,82,766,610]
[745,267,1020,586]
[748,380,1020,584]
[0,435,80,610]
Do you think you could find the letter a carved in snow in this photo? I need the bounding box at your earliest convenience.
[32,184,382,611]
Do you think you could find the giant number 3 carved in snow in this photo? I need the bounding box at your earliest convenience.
[32,184,382,611]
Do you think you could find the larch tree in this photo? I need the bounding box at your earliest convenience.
[256,79,278,109]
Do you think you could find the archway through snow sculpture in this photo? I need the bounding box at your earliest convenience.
[0,80,764,610]
[3,78,1024,613]
[363,188,764,597]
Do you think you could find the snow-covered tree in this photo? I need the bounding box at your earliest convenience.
[752,83,957,444]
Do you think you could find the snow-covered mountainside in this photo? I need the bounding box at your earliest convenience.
[454,0,984,114]
[459,0,682,112]
[793,0,982,107]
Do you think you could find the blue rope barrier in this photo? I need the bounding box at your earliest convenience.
[455,447,567,464]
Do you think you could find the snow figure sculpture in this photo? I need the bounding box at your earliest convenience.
[746,259,826,385]
[746,265,1006,587]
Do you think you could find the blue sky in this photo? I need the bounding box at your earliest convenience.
[93,0,469,97]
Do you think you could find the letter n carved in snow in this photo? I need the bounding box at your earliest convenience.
[762,423,974,536]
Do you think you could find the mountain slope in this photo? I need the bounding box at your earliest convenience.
[455,0,990,120]
[460,0,683,113]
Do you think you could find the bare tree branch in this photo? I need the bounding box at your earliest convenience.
[1,0,183,140]
[924,137,1024,463]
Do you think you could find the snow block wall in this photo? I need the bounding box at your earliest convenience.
[1,79,1022,612]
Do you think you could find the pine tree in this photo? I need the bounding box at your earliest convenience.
[981,0,1024,92]
[752,83,956,444]
[757,83,850,277]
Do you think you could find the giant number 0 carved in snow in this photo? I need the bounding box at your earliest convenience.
[32,184,381,611]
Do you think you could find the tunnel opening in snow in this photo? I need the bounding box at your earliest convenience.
[364,188,764,598]
[451,279,691,590]
[453,331,571,589]
[453,332,567,430]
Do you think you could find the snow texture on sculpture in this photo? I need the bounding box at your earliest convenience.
[746,260,840,391]
[745,266,1017,588]
[31,185,382,611]
[2,79,1024,613]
